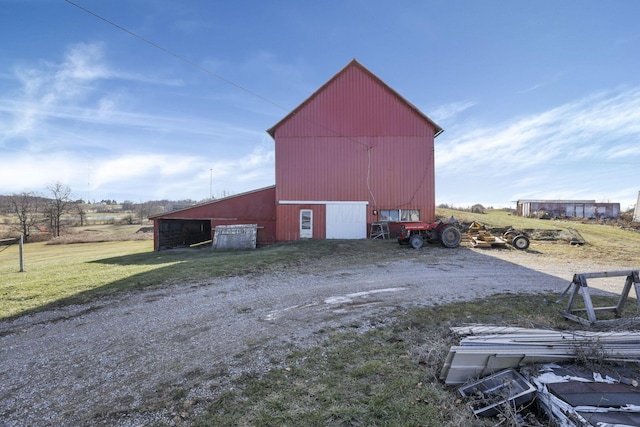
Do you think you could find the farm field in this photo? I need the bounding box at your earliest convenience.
[1,210,640,426]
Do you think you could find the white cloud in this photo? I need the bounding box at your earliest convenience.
[1,42,189,146]
[436,87,640,173]
[429,100,476,123]
[435,87,640,208]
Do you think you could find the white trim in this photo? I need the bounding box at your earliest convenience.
[278,200,369,205]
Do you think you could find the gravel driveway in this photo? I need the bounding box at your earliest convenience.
[0,245,622,426]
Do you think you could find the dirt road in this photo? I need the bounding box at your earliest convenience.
[0,245,628,426]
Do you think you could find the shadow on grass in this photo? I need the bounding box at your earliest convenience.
[88,247,214,266]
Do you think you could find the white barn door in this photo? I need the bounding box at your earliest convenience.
[326,203,367,239]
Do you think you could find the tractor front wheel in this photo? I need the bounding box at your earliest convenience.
[440,225,462,248]
[409,234,424,249]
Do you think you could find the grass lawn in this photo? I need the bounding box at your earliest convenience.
[193,293,631,427]
[1,240,156,319]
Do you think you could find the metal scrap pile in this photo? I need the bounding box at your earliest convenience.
[443,325,640,426]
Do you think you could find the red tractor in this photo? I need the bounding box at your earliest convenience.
[397,221,462,249]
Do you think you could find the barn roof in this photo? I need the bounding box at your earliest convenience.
[266,58,443,138]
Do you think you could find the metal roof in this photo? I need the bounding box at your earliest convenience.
[148,185,275,219]
[517,199,596,204]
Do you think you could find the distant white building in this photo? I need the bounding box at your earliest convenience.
[517,200,620,219]
[634,192,640,222]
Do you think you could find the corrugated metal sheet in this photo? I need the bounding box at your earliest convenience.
[268,59,442,138]
[270,60,438,138]
[272,60,438,240]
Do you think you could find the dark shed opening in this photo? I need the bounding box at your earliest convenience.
[157,219,211,250]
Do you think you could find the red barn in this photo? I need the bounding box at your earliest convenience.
[269,59,442,241]
[151,59,442,249]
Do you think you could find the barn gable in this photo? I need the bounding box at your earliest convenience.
[267,59,442,139]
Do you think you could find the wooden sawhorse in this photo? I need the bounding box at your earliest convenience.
[560,270,640,326]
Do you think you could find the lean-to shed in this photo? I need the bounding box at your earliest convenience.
[150,186,276,250]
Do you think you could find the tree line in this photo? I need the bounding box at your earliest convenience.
[0,182,198,243]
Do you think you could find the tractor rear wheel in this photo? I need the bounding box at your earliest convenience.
[440,225,462,248]
[409,234,424,249]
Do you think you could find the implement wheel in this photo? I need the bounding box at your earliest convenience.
[409,234,424,249]
[512,234,530,250]
[440,225,462,248]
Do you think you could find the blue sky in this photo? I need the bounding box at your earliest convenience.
[1,1,639,209]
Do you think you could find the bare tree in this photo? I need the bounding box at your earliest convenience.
[77,204,87,227]
[8,191,41,242]
[135,201,161,225]
[45,182,72,238]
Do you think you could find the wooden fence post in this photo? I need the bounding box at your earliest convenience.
[19,234,24,272]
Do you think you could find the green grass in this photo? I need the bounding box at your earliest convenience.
[1,240,155,318]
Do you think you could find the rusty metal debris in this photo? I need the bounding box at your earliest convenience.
[447,325,640,425]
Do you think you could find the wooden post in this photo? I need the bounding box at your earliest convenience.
[19,234,24,272]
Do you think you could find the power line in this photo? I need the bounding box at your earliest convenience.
[64,0,370,149]
[64,0,289,112]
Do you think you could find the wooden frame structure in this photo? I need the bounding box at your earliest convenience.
[561,270,640,326]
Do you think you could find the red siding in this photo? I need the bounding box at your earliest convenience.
[275,136,434,209]
[270,60,440,138]
[271,60,438,241]
[276,204,326,241]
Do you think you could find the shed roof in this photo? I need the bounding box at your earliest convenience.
[266,58,443,138]
[517,200,596,204]
[149,185,275,219]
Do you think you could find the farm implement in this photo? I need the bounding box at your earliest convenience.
[467,221,530,250]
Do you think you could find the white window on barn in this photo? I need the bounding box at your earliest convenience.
[380,209,399,222]
[379,209,420,222]
[300,209,312,238]
[401,210,420,221]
